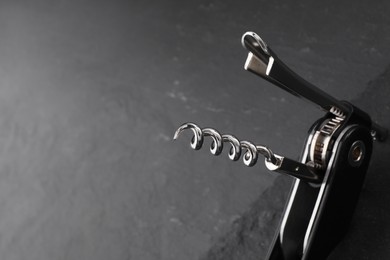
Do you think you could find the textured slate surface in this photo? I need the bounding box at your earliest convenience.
[0,0,389,259]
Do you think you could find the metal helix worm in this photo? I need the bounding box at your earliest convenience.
[173,122,279,167]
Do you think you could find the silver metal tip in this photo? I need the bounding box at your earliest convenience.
[242,31,269,54]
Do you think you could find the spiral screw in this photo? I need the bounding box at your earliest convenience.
[173,122,278,167]
[173,122,322,183]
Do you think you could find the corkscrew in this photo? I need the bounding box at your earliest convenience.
[173,32,387,259]
[173,123,321,183]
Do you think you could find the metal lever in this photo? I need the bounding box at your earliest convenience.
[173,122,322,183]
[242,32,387,142]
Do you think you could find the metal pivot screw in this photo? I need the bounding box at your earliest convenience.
[348,140,365,167]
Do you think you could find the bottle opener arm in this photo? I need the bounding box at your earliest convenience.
[242,32,387,142]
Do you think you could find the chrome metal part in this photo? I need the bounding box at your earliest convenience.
[173,122,276,166]
[309,107,346,169]
[222,134,241,161]
[348,140,365,167]
[173,122,204,150]
[202,128,223,155]
[265,155,321,183]
[242,31,349,114]
[370,122,388,141]
[174,122,321,183]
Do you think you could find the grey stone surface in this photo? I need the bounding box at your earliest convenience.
[0,0,389,259]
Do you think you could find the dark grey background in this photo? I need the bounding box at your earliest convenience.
[0,0,389,259]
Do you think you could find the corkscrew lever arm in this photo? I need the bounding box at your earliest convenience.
[242,32,387,141]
